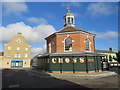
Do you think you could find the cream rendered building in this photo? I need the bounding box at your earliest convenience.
[3,33,31,68]
[95,49,117,62]
[0,52,4,69]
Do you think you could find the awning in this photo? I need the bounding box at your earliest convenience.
[11,59,23,61]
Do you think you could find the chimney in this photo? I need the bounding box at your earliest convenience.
[109,47,112,51]
[18,32,22,35]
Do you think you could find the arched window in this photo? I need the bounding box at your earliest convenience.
[64,18,66,24]
[65,37,72,51]
[85,39,90,51]
[49,41,53,53]
[68,17,70,24]
[71,18,73,24]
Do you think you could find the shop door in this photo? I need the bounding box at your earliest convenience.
[19,62,23,67]
[16,62,19,67]
[11,62,16,67]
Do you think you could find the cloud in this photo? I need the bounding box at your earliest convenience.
[28,17,48,24]
[31,47,45,58]
[91,31,118,39]
[112,48,118,51]
[31,47,44,54]
[3,2,28,15]
[61,2,81,8]
[1,22,56,43]
[86,3,114,17]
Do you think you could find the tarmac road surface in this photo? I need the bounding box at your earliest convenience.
[2,68,119,89]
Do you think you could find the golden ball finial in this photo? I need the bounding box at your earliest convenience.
[67,7,70,13]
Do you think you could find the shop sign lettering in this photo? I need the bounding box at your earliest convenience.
[79,58,84,63]
[73,58,77,63]
[58,58,63,63]
[52,58,57,63]
[65,58,70,63]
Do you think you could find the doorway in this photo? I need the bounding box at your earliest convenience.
[11,61,23,67]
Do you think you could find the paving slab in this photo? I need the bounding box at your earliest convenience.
[29,70,118,79]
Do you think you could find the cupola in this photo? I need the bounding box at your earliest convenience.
[63,8,75,27]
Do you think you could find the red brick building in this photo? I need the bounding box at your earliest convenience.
[36,9,104,73]
[45,9,96,53]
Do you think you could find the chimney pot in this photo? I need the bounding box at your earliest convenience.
[109,48,112,51]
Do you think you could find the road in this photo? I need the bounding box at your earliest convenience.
[2,67,119,89]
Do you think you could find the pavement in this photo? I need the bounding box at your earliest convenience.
[29,69,118,79]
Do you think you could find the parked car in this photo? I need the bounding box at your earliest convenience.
[108,62,120,67]
[32,64,37,67]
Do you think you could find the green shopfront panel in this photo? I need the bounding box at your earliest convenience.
[74,56,86,71]
[87,56,95,71]
[46,58,50,71]
[97,56,102,70]
[94,56,98,71]
[44,58,47,71]
[49,56,60,71]
[61,56,73,71]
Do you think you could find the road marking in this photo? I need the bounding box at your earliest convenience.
[9,84,19,88]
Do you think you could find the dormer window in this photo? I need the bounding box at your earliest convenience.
[65,37,72,51]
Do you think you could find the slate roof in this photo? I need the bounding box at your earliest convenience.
[45,26,96,40]
[57,26,95,35]
[95,50,115,53]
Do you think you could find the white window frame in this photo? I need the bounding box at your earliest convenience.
[18,54,21,58]
[25,48,28,51]
[14,54,17,58]
[16,39,21,43]
[25,54,28,58]
[8,46,11,50]
[64,37,72,52]
[14,53,21,58]
[49,41,53,53]
[85,39,91,52]
[7,53,10,57]
[17,47,20,50]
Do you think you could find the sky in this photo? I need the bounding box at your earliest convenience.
[0,1,118,57]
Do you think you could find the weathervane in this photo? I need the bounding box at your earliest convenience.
[67,7,71,13]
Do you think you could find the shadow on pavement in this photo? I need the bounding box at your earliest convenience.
[2,68,93,89]
[108,67,120,74]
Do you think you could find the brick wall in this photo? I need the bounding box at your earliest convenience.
[46,33,95,53]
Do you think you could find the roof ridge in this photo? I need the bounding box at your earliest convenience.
[57,26,95,35]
